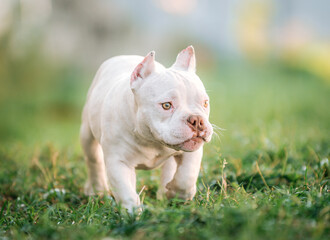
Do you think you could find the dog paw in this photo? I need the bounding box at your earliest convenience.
[165,182,196,200]
[156,186,167,200]
[84,181,95,195]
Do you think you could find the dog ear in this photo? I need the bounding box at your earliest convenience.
[130,51,155,89]
[171,45,196,72]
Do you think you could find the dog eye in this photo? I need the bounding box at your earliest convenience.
[204,100,209,108]
[161,102,172,110]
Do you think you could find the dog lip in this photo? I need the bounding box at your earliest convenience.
[183,136,205,143]
[159,134,207,151]
[163,136,205,151]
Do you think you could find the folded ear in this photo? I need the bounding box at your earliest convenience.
[130,51,155,89]
[171,45,196,72]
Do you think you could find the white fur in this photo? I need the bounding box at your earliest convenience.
[80,46,213,212]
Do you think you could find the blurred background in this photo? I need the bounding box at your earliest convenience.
[0,0,329,159]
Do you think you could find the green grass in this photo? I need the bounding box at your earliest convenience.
[0,53,329,239]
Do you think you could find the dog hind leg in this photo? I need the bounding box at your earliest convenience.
[157,156,177,200]
[80,121,109,196]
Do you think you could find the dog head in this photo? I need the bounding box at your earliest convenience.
[130,46,213,152]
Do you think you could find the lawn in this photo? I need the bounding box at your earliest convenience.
[0,53,329,239]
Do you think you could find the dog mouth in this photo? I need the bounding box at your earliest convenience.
[180,136,205,151]
[165,136,206,152]
[183,136,205,144]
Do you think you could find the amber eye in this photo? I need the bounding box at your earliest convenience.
[204,100,209,108]
[162,102,172,110]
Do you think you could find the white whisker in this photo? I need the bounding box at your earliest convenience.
[211,123,225,136]
[209,123,225,144]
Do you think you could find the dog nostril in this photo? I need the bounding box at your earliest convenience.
[188,116,197,128]
[199,119,204,128]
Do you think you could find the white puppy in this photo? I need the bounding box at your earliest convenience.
[80,46,213,212]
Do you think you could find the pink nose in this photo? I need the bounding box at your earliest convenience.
[187,115,205,131]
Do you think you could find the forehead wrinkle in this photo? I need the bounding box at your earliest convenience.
[168,70,207,103]
[156,89,180,102]
[143,69,207,104]
[168,69,206,90]
[140,73,183,103]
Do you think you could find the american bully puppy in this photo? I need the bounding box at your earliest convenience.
[80,46,213,212]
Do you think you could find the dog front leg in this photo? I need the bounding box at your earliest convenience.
[104,154,140,213]
[165,148,203,200]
